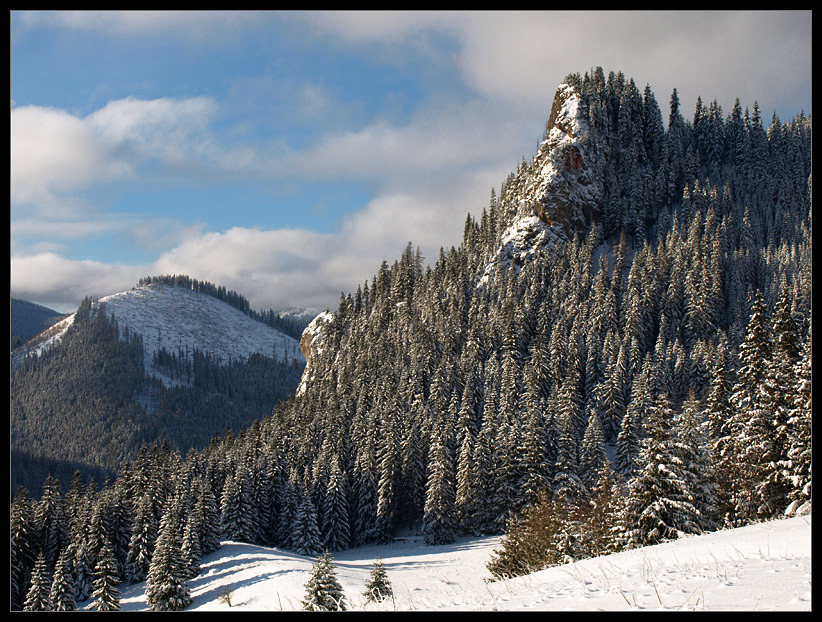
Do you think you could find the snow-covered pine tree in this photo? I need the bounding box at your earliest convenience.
[321,453,351,552]
[124,492,157,583]
[622,391,703,548]
[753,286,800,517]
[422,414,457,545]
[72,537,95,604]
[363,558,393,603]
[301,550,347,611]
[92,534,121,611]
[728,289,774,522]
[10,486,36,611]
[675,391,719,533]
[49,545,76,611]
[552,377,585,507]
[579,404,609,495]
[293,492,323,557]
[194,477,222,555]
[33,475,65,574]
[786,329,812,515]
[145,500,192,611]
[23,550,52,611]
[181,511,202,580]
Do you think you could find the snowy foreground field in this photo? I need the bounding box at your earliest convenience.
[89,514,810,611]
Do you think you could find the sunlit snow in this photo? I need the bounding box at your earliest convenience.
[89,514,811,611]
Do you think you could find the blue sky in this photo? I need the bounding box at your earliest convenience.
[10,11,812,313]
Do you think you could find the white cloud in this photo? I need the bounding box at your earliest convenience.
[10,104,126,209]
[11,95,261,219]
[10,252,146,312]
[300,10,811,120]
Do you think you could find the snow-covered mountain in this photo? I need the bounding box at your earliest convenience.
[14,281,304,387]
[81,514,811,611]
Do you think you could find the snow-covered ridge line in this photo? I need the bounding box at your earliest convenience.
[13,283,304,387]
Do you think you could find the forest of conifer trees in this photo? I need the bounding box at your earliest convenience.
[10,68,811,611]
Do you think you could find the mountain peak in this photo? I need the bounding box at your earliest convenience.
[522,81,604,233]
[13,280,304,387]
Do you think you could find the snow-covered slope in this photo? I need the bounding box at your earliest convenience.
[85,514,811,611]
[15,282,304,386]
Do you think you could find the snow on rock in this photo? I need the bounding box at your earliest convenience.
[296,310,334,397]
[478,81,603,291]
[523,82,605,233]
[95,514,811,611]
[477,215,565,288]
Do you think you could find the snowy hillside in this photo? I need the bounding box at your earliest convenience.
[15,282,304,386]
[86,515,811,611]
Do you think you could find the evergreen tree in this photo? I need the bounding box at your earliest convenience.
[145,500,191,611]
[322,454,351,552]
[579,406,610,494]
[10,486,37,610]
[181,511,202,580]
[786,332,812,514]
[301,551,347,611]
[293,493,323,557]
[195,477,222,555]
[728,290,775,521]
[49,546,77,611]
[92,535,121,611]
[23,550,52,611]
[422,417,457,545]
[124,492,157,583]
[675,392,719,533]
[363,558,393,603]
[623,392,703,547]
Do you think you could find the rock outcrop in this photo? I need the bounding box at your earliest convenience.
[296,310,334,397]
[522,82,604,233]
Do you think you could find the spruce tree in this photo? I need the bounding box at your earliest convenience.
[728,290,774,522]
[10,486,37,610]
[49,546,77,611]
[23,550,52,611]
[363,558,393,603]
[181,512,202,580]
[422,417,457,545]
[92,535,121,611]
[145,501,192,611]
[623,391,703,547]
[322,454,351,552]
[293,493,323,557]
[124,492,157,583]
[301,551,347,611]
[786,333,812,514]
[195,477,222,555]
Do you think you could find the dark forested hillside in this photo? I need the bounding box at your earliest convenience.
[10,292,305,498]
[10,68,811,611]
[10,298,66,350]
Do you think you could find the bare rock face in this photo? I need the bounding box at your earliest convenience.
[522,82,604,233]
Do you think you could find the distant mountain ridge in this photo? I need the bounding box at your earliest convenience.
[9,298,67,349]
[10,277,307,495]
[13,279,304,382]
